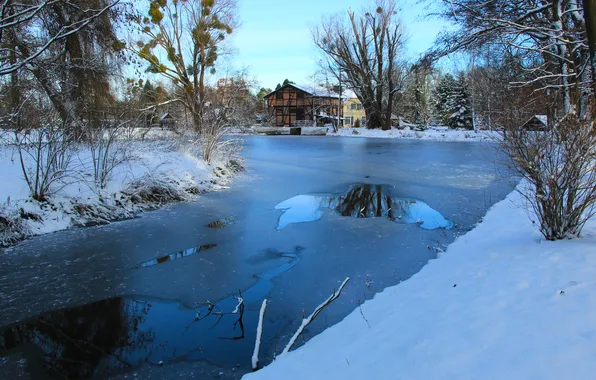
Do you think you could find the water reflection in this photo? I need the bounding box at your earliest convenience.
[206,216,235,229]
[136,244,217,269]
[275,184,453,230]
[0,246,304,379]
[0,297,152,379]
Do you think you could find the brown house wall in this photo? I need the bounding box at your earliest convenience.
[266,86,342,127]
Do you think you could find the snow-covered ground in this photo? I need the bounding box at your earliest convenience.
[330,126,502,142]
[0,138,239,247]
[245,188,596,380]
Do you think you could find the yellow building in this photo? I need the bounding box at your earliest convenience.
[343,93,366,128]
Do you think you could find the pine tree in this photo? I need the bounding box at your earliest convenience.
[433,73,456,124]
[449,74,474,130]
[433,73,473,129]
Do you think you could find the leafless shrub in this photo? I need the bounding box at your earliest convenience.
[183,120,245,170]
[501,113,596,240]
[12,124,76,202]
[87,122,133,191]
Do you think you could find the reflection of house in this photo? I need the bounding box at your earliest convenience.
[520,115,548,130]
[343,91,365,128]
[264,84,342,127]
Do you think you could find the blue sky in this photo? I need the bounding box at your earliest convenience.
[230,0,446,90]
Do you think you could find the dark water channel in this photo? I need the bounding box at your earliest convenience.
[0,136,514,379]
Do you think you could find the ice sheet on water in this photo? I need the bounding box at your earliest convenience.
[274,184,453,230]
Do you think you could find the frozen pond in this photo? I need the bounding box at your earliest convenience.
[0,136,514,379]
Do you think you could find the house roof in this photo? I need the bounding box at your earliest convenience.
[343,89,358,99]
[535,115,548,125]
[521,115,548,128]
[160,112,173,121]
[264,83,342,99]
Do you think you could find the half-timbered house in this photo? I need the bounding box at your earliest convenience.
[264,84,343,127]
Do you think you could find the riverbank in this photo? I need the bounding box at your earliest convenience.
[329,126,501,142]
[245,187,596,379]
[0,139,242,247]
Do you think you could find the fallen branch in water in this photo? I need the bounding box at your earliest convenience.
[219,290,245,340]
[252,299,268,370]
[281,277,350,355]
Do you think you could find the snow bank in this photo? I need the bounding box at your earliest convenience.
[330,127,501,142]
[0,140,236,247]
[245,189,596,380]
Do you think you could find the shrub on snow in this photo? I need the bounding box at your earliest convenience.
[501,113,596,240]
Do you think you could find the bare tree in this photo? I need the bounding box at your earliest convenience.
[312,0,405,130]
[0,1,120,76]
[585,0,596,91]
[1,0,125,136]
[130,0,238,133]
[430,1,596,240]
[430,0,592,117]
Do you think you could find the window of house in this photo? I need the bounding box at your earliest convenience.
[297,92,304,99]
[351,103,357,110]
[346,116,353,125]
[276,92,283,99]
[357,104,363,110]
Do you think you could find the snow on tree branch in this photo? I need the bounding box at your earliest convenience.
[281,277,350,356]
[252,299,268,371]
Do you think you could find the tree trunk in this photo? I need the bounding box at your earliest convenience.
[9,34,20,129]
[584,0,596,94]
[365,106,382,129]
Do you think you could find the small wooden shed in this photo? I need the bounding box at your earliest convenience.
[520,115,548,131]
[159,112,176,129]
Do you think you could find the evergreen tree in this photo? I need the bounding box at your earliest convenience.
[256,87,272,100]
[449,74,474,129]
[433,73,473,129]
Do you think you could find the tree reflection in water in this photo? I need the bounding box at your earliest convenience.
[275,184,453,230]
[0,297,153,379]
[0,246,306,379]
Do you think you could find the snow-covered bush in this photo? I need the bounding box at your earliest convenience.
[182,132,244,172]
[502,114,596,240]
[0,204,27,248]
[123,173,197,205]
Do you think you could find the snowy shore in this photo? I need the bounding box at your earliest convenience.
[329,126,501,142]
[245,188,596,380]
[0,139,240,247]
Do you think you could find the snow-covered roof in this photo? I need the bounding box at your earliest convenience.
[293,83,339,98]
[343,89,358,99]
[521,115,548,129]
[264,83,345,99]
[160,112,173,121]
[535,115,548,125]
